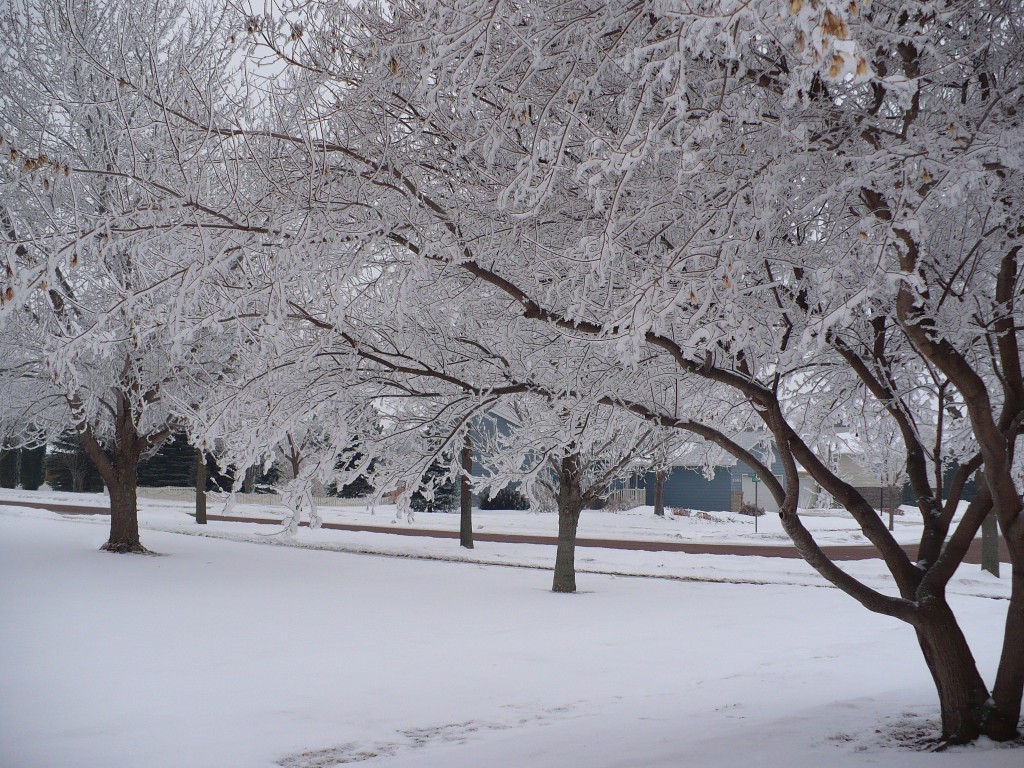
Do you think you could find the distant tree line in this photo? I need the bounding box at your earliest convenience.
[0,444,45,490]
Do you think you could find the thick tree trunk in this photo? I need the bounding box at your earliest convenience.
[552,502,582,593]
[990,560,1024,738]
[552,455,585,593]
[102,461,145,553]
[653,469,666,517]
[74,401,148,553]
[914,597,1016,743]
[459,438,473,549]
[195,447,207,525]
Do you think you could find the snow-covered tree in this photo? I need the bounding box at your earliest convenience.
[0,0,251,551]
[11,0,1014,743]
[238,0,1023,742]
[476,397,683,592]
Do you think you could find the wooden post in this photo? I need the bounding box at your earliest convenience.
[981,509,999,578]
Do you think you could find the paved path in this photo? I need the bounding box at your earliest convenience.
[0,498,1007,564]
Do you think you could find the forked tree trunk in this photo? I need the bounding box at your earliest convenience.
[912,596,1017,743]
[552,454,585,593]
[459,437,473,549]
[74,395,151,554]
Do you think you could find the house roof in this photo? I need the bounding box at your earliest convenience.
[668,431,776,469]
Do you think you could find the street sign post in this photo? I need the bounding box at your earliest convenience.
[748,472,760,533]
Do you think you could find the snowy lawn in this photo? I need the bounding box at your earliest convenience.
[1,506,1019,768]
[0,489,1009,600]
[0,486,986,547]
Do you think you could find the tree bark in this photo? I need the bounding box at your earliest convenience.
[459,437,473,549]
[242,464,256,494]
[73,393,150,553]
[653,469,666,517]
[552,454,585,593]
[552,501,583,593]
[990,556,1024,737]
[103,472,144,553]
[914,596,1018,743]
[195,447,207,525]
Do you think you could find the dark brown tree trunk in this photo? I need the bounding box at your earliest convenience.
[552,454,585,593]
[653,469,667,517]
[913,597,1016,743]
[459,437,473,549]
[990,557,1024,738]
[73,391,152,554]
[103,472,144,553]
[195,447,207,525]
[552,502,583,593]
[242,465,256,494]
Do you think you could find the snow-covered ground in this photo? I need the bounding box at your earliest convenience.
[0,485,982,545]
[1,501,1019,767]
[0,488,1009,599]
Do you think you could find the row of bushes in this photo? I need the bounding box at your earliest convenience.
[21,432,534,511]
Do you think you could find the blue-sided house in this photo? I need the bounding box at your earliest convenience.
[637,432,786,513]
[629,429,924,514]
